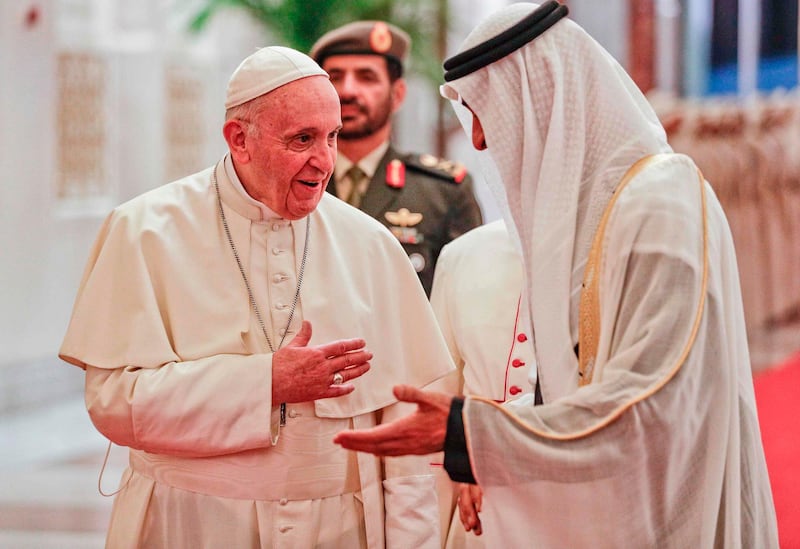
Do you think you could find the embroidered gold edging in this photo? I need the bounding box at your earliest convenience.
[579,154,666,385]
[468,156,710,441]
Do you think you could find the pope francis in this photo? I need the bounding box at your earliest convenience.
[59,46,453,548]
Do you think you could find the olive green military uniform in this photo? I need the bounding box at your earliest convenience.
[327,146,483,295]
[311,20,484,295]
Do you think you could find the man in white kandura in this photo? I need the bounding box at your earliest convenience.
[335,3,779,548]
[59,46,452,548]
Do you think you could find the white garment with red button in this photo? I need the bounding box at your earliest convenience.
[431,219,536,403]
[430,219,536,548]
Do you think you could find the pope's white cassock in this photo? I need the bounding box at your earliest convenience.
[437,3,778,548]
[59,154,453,548]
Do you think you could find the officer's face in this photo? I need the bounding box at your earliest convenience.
[323,55,405,140]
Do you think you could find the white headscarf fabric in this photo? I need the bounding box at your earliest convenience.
[441,3,671,398]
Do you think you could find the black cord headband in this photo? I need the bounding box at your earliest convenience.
[443,1,569,82]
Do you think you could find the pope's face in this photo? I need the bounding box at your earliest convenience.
[240,76,342,220]
[322,54,400,140]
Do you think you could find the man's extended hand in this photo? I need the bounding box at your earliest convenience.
[272,320,372,403]
[333,384,451,456]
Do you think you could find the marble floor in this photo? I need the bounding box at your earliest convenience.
[0,394,125,548]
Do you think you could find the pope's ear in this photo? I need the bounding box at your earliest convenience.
[223,119,250,163]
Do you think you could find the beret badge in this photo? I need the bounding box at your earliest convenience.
[369,22,393,53]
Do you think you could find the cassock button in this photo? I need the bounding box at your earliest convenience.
[279,498,288,506]
[512,358,525,368]
[509,386,523,395]
[273,273,285,283]
[279,525,293,533]
[279,328,287,336]
[272,223,281,231]
[517,333,528,342]
[288,409,299,418]
[272,247,283,256]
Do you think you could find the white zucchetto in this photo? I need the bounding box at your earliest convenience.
[224,46,328,109]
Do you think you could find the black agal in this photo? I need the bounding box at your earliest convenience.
[443,1,569,82]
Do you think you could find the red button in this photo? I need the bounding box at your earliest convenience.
[512,358,525,367]
[517,333,528,342]
[509,386,522,395]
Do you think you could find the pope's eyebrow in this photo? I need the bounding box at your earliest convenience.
[286,126,318,137]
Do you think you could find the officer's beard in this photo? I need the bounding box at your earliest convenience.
[339,96,393,140]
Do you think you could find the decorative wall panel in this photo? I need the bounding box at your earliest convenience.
[164,64,206,182]
[55,51,109,200]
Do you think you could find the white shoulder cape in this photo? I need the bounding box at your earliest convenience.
[60,161,454,419]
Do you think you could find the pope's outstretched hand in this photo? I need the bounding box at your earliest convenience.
[333,384,452,456]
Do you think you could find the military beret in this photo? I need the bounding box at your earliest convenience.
[310,21,411,69]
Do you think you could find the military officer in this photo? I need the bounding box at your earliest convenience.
[310,20,484,295]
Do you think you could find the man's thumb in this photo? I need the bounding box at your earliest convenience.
[288,320,312,347]
[392,384,424,404]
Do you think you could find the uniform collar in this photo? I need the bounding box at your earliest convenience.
[335,141,390,183]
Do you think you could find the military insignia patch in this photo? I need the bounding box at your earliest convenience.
[390,226,424,244]
[386,208,424,244]
[369,22,393,53]
[405,154,469,184]
[419,154,438,167]
[385,159,405,188]
[385,208,423,227]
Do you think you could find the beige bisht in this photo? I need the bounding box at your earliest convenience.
[440,3,778,548]
[60,159,454,548]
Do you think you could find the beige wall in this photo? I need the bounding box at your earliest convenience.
[0,1,259,374]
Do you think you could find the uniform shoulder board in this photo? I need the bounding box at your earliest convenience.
[403,153,468,184]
